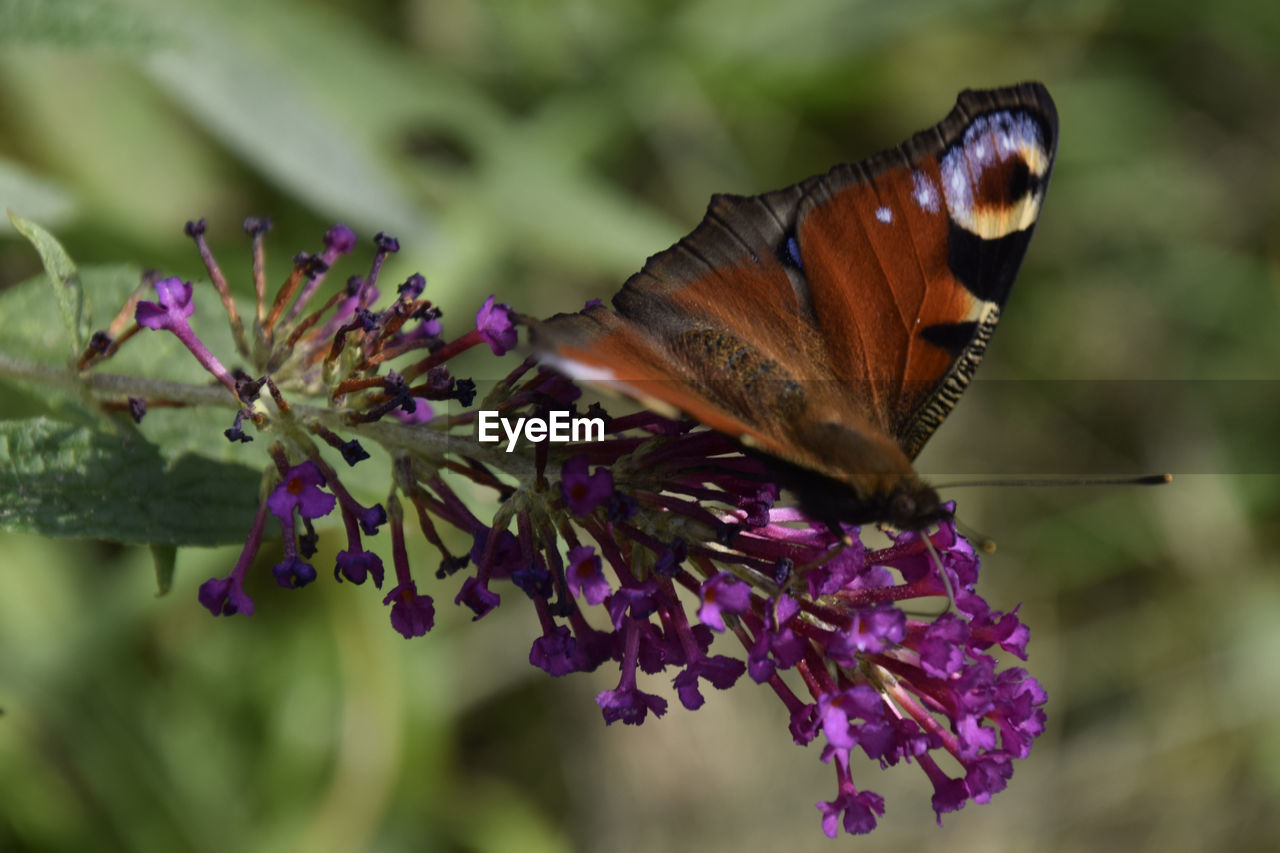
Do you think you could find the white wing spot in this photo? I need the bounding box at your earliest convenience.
[875,206,892,224]
[912,170,940,213]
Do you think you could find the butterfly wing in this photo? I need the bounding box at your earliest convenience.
[527,183,884,467]
[792,83,1058,457]
[526,83,1057,516]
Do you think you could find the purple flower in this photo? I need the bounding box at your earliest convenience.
[134,277,237,394]
[530,625,578,676]
[512,562,552,599]
[383,581,435,639]
[268,461,337,521]
[806,534,867,596]
[920,753,971,823]
[672,654,745,711]
[968,603,1030,659]
[596,616,668,725]
[397,273,426,300]
[569,620,615,674]
[597,683,668,725]
[965,754,1014,804]
[354,503,387,536]
[455,575,501,619]
[323,224,357,257]
[135,277,194,329]
[273,556,317,589]
[335,549,384,587]
[470,527,523,578]
[606,578,662,628]
[917,612,969,677]
[198,575,254,616]
[817,786,885,838]
[789,703,822,746]
[825,604,906,660]
[747,593,806,682]
[394,399,434,424]
[697,572,752,631]
[816,686,886,751]
[565,545,610,605]
[991,667,1047,759]
[559,455,612,516]
[197,497,272,618]
[475,295,517,355]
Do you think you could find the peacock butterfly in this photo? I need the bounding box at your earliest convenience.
[524,83,1058,530]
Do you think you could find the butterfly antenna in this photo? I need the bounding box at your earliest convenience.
[796,538,849,576]
[896,533,954,619]
[939,475,1170,553]
[923,534,956,615]
[937,473,1172,489]
[953,519,997,554]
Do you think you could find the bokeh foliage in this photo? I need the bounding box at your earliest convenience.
[1,0,1278,851]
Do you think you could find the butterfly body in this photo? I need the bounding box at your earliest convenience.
[527,83,1059,529]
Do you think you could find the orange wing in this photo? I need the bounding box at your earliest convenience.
[794,84,1057,456]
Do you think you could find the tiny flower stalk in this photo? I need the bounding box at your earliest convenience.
[85,220,1047,840]
[185,218,249,358]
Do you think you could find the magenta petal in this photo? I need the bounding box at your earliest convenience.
[559,455,613,517]
[136,277,195,330]
[268,462,336,521]
[566,545,610,605]
[197,576,233,616]
[697,572,751,631]
[475,295,517,355]
[596,684,668,725]
[530,625,578,676]
[455,576,501,619]
[384,582,435,638]
[134,301,169,329]
[335,549,384,587]
[324,224,357,254]
[198,574,254,616]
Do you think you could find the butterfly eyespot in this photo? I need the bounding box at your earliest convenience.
[781,235,804,270]
[1006,157,1032,200]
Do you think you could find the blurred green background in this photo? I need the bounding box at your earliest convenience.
[2,0,1278,851]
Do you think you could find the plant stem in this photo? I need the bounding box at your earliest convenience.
[0,352,538,482]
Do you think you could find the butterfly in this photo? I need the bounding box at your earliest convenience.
[525,83,1058,530]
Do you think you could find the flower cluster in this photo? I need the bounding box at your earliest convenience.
[83,219,1046,839]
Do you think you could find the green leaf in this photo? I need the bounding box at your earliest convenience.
[0,263,134,369]
[150,543,177,596]
[6,212,88,355]
[138,2,429,244]
[0,417,261,546]
[0,0,167,49]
